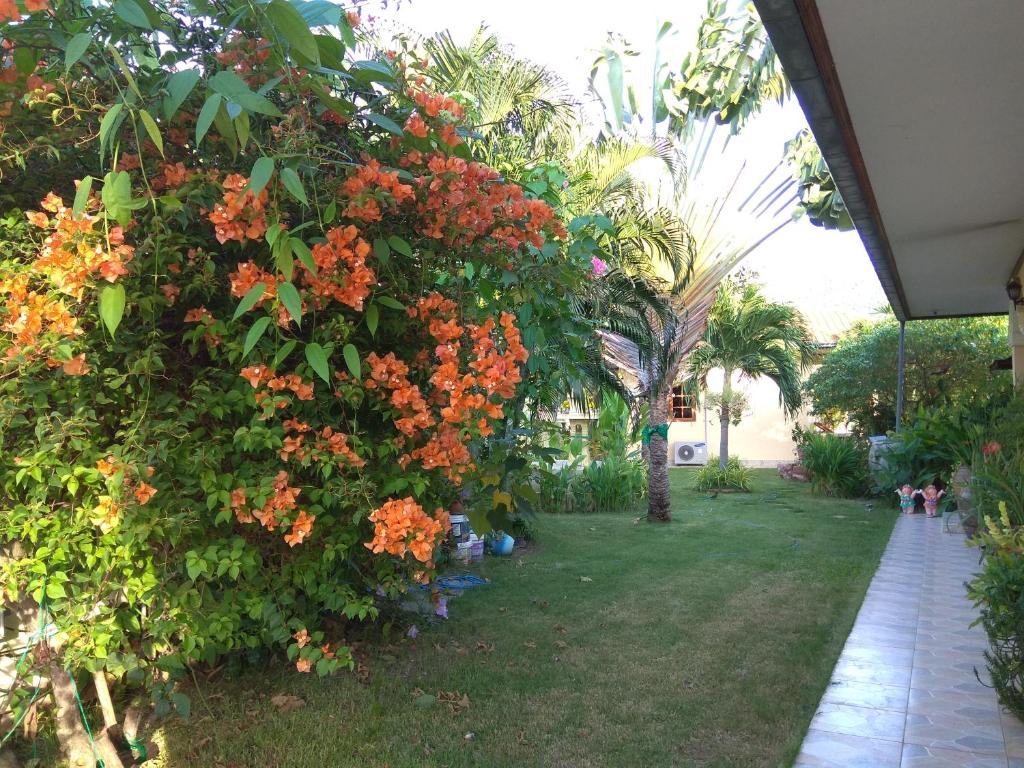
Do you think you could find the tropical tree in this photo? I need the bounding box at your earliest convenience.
[806,315,1012,436]
[667,0,853,232]
[688,281,818,469]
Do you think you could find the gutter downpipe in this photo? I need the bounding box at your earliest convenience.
[895,320,906,432]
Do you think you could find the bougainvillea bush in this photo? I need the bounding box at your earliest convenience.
[0,0,597,755]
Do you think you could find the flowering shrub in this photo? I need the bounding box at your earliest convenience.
[0,0,592,750]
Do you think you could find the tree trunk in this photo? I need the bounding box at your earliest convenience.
[646,384,672,522]
[47,663,97,768]
[719,368,732,471]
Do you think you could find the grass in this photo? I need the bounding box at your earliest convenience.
[154,472,894,766]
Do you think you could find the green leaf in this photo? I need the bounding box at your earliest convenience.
[277,282,302,326]
[265,0,320,64]
[12,46,34,75]
[372,238,390,265]
[99,284,126,337]
[64,33,91,73]
[72,176,93,219]
[212,103,238,157]
[265,223,282,247]
[208,71,282,116]
[113,0,152,28]
[339,15,356,48]
[275,237,294,281]
[464,261,475,280]
[235,112,250,148]
[351,60,396,83]
[164,69,200,120]
[364,113,403,136]
[195,93,222,146]
[386,235,412,257]
[243,316,272,356]
[414,693,436,708]
[45,582,67,600]
[376,296,405,311]
[280,167,308,205]
[272,339,297,368]
[170,692,191,719]
[99,103,125,160]
[342,343,360,379]
[247,156,275,197]
[138,109,164,157]
[291,239,316,275]
[304,342,330,383]
[233,284,268,320]
[323,199,336,224]
[366,303,379,337]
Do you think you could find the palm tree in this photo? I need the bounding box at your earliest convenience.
[688,280,818,471]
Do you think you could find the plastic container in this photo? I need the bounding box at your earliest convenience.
[450,514,470,543]
[488,533,515,556]
[454,541,472,562]
[468,535,485,563]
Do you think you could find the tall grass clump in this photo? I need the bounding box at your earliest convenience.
[693,456,751,492]
[800,433,869,497]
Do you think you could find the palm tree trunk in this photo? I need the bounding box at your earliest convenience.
[646,383,671,522]
[719,368,732,471]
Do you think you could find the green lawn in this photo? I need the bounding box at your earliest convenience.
[151,470,894,768]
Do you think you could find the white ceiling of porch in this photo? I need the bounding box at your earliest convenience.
[815,0,1024,318]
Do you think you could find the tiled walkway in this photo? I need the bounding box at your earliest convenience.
[795,513,1024,768]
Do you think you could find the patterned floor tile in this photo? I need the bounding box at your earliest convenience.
[796,728,903,767]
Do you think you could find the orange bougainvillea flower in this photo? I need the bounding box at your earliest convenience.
[284,510,315,547]
[293,628,310,648]
[0,0,22,21]
[295,658,312,673]
[62,353,89,376]
[183,306,213,324]
[404,113,429,138]
[25,210,48,228]
[134,482,157,505]
[96,456,117,477]
[365,497,450,563]
[208,173,269,244]
[23,0,48,10]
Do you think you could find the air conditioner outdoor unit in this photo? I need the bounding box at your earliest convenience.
[673,441,709,466]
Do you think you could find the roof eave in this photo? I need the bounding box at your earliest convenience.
[754,0,913,321]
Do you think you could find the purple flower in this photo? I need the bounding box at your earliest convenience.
[591,256,608,277]
[407,624,419,639]
[434,595,448,619]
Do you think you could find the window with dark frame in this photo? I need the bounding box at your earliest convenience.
[669,385,697,422]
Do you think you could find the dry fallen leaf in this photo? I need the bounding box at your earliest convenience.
[553,624,567,634]
[523,641,537,649]
[498,607,507,613]
[475,641,495,653]
[554,640,568,650]
[580,576,593,582]
[437,690,471,714]
[269,694,305,712]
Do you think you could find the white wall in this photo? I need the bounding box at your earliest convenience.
[668,369,810,467]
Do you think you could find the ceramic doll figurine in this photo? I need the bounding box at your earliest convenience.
[896,484,916,515]
[921,484,945,518]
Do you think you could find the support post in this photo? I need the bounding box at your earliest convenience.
[895,320,906,432]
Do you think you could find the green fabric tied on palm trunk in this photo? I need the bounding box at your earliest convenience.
[641,423,669,445]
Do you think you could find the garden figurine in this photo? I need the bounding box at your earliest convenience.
[921,484,945,518]
[896,484,916,514]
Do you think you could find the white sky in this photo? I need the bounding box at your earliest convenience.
[371,0,887,319]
